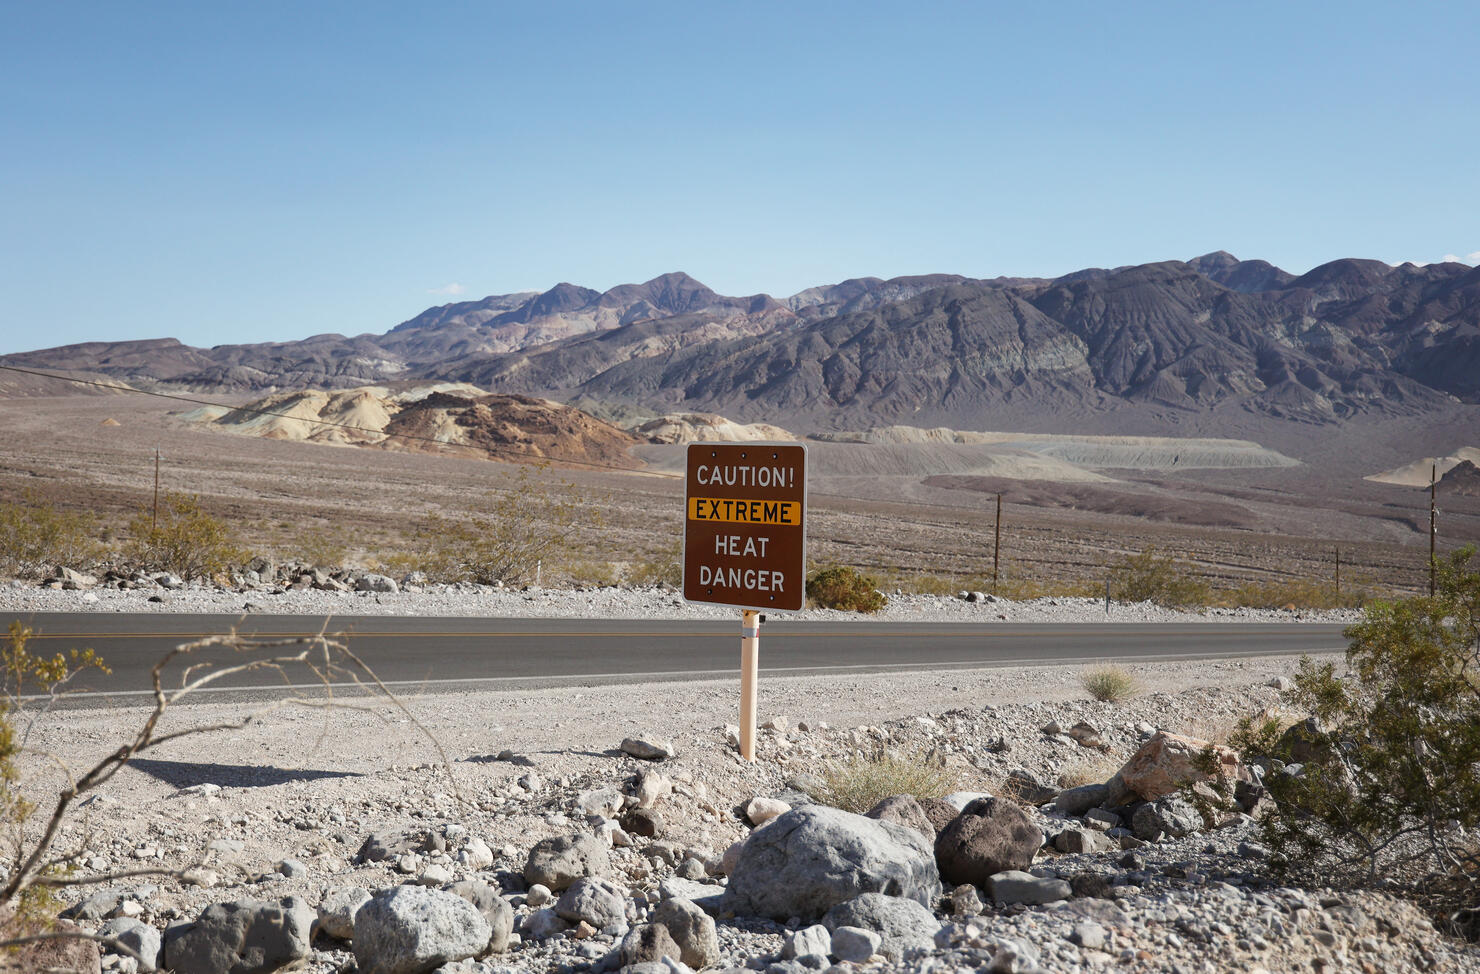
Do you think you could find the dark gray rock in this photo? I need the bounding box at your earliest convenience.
[1052,783,1108,816]
[99,916,162,971]
[864,795,935,840]
[985,870,1070,906]
[916,798,960,835]
[934,797,1044,887]
[1131,795,1203,840]
[618,923,682,966]
[821,892,940,962]
[1003,769,1058,805]
[163,897,314,974]
[352,885,491,974]
[723,805,941,923]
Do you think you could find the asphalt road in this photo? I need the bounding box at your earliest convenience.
[5,612,1348,706]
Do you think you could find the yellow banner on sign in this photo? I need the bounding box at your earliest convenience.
[688,496,802,526]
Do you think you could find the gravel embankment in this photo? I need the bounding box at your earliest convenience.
[1,581,1364,625]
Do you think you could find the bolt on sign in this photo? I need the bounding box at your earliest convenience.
[683,442,807,611]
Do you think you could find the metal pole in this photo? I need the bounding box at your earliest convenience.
[993,494,1002,593]
[1334,547,1340,598]
[1430,463,1437,597]
[152,448,161,530]
[740,609,760,762]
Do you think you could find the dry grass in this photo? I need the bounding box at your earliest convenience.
[1056,752,1124,790]
[814,746,959,814]
[1081,664,1142,703]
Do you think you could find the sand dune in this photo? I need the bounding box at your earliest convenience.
[1366,447,1480,486]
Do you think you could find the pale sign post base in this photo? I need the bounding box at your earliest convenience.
[740,609,760,762]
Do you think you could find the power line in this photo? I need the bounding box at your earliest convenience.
[0,363,661,474]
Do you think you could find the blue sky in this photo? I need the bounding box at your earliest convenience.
[3,1,1477,353]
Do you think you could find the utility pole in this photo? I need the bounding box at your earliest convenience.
[1429,463,1437,597]
[993,493,1002,593]
[152,448,162,530]
[1334,547,1341,599]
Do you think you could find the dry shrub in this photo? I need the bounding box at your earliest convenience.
[125,493,243,580]
[395,470,583,586]
[626,541,681,588]
[806,566,887,613]
[1056,752,1124,790]
[1224,578,1371,610]
[1081,664,1142,703]
[0,491,99,580]
[993,577,1101,601]
[1109,548,1211,608]
[815,744,957,813]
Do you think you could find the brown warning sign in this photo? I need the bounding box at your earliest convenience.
[683,442,807,612]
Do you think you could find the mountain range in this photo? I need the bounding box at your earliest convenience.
[6,253,1478,435]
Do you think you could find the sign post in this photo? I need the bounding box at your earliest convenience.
[683,442,807,762]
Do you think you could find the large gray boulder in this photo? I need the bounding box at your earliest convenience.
[554,877,629,930]
[822,892,940,962]
[163,897,314,974]
[934,797,1043,887]
[722,804,941,923]
[443,879,515,952]
[651,897,719,969]
[523,833,610,891]
[352,885,491,974]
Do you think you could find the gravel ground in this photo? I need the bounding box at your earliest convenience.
[7,581,1432,973]
[1,580,1364,625]
[15,618,1478,973]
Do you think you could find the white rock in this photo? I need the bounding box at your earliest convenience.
[745,796,790,827]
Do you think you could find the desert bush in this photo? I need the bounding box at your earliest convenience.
[561,558,620,587]
[294,526,349,570]
[993,577,1101,601]
[815,743,957,813]
[397,470,582,586]
[1081,664,1142,703]
[627,541,681,588]
[1230,547,1480,929]
[0,492,99,580]
[1109,548,1211,608]
[1,623,107,932]
[806,566,887,613]
[126,492,243,580]
[1224,578,1371,611]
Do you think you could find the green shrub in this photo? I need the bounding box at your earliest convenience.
[1081,664,1142,703]
[806,566,887,613]
[1109,548,1211,608]
[1230,547,1480,928]
[814,744,957,813]
[0,491,98,580]
[126,493,243,580]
